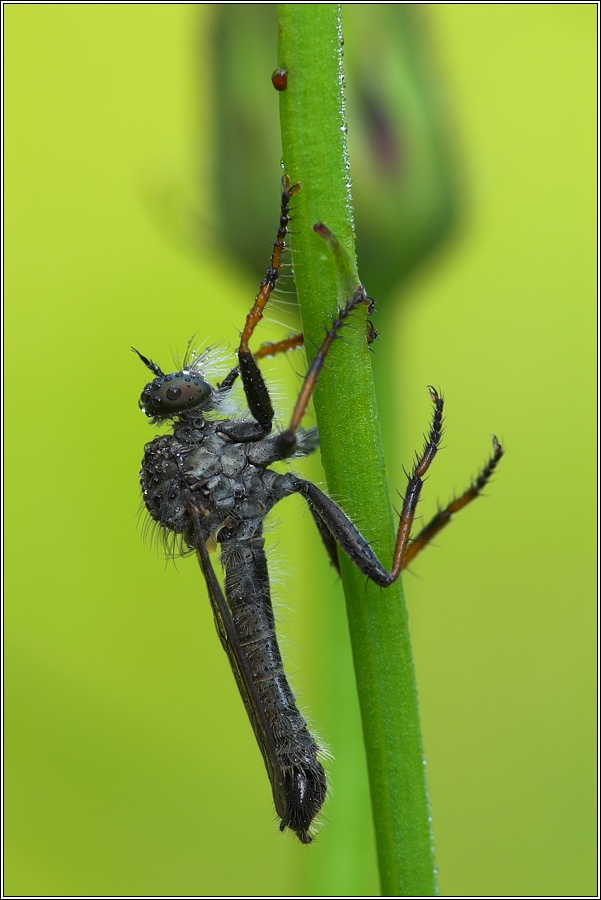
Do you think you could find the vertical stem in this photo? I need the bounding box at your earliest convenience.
[276,5,437,895]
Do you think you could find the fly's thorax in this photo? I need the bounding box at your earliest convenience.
[140,422,287,547]
[184,436,284,525]
[139,423,222,537]
[140,433,190,535]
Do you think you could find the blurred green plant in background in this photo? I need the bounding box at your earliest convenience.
[209,5,457,296]
[5,4,597,897]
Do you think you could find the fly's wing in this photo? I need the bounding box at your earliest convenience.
[187,501,288,822]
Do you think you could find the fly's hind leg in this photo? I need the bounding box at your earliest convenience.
[308,504,342,575]
[236,177,302,431]
[289,387,444,585]
[401,436,503,569]
[287,389,502,583]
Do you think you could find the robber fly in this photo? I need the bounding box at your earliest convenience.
[134,177,503,843]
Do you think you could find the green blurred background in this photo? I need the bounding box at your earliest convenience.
[5,5,596,896]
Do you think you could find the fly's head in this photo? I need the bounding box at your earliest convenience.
[132,347,214,422]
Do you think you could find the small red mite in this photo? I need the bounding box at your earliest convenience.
[271,68,288,91]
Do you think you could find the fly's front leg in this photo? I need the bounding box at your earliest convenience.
[217,337,308,444]
[218,333,305,395]
[307,504,342,575]
[237,177,301,431]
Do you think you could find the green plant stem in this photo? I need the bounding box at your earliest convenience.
[276,5,437,896]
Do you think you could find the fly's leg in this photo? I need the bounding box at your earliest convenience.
[287,387,445,585]
[308,504,342,575]
[220,534,327,843]
[237,177,302,431]
[241,283,371,465]
[254,334,305,361]
[276,284,373,457]
[218,333,305,394]
[389,386,445,578]
[287,392,502,582]
[264,288,501,575]
[401,436,503,569]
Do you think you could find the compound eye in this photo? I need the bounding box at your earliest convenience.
[139,374,212,418]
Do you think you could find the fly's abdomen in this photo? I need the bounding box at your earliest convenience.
[221,535,327,843]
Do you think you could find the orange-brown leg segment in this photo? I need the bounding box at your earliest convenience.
[288,387,442,586]
[253,333,304,361]
[290,392,502,586]
[388,386,445,579]
[401,436,504,569]
[218,333,305,395]
[237,177,301,430]
[276,284,373,455]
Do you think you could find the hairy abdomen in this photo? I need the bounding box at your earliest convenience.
[221,535,327,843]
